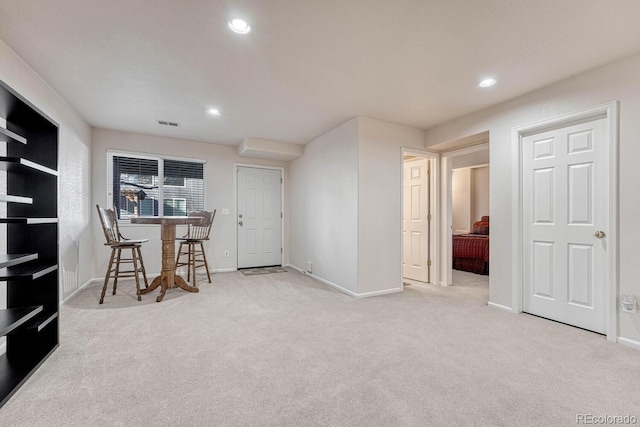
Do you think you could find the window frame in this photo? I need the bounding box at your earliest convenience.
[107,150,206,222]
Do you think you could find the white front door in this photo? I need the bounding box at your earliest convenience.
[237,166,282,269]
[403,158,430,282]
[522,116,608,333]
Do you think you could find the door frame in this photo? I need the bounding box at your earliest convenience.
[441,142,490,287]
[511,101,619,342]
[234,163,285,269]
[400,148,439,289]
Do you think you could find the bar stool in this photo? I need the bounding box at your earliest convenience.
[175,210,216,287]
[96,205,149,303]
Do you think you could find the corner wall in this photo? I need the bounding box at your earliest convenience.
[288,119,359,293]
[425,53,640,345]
[357,117,426,295]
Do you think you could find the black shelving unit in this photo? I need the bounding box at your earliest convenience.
[0,79,59,408]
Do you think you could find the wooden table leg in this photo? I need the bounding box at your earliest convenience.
[140,222,199,302]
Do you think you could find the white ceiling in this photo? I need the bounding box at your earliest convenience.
[1,1,639,147]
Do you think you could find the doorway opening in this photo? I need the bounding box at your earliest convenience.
[435,132,490,296]
[450,160,490,300]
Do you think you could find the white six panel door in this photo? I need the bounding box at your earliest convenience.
[403,158,430,283]
[522,117,608,333]
[237,167,282,269]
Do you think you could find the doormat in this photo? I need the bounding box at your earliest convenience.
[241,267,288,276]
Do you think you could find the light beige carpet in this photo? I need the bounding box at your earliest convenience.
[0,269,638,426]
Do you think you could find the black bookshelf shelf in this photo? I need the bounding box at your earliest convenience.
[0,127,27,145]
[0,218,58,224]
[0,194,33,204]
[0,254,38,269]
[0,306,42,335]
[0,157,57,176]
[0,263,57,281]
[25,312,58,333]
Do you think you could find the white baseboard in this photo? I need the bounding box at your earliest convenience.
[285,264,402,298]
[488,301,514,313]
[618,337,640,351]
[211,268,237,273]
[61,278,101,305]
[356,287,403,298]
[286,264,357,297]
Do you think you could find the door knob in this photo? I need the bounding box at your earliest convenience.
[238,221,243,226]
[239,214,243,218]
[594,230,605,238]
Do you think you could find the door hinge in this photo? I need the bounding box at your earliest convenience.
[281,212,283,218]
[427,259,432,266]
[281,177,283,183]
[281,248,283,254]
[427,214,432,221]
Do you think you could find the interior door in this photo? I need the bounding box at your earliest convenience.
[522,116,608,333]
[237,166,282,269]
[403,157,430,282]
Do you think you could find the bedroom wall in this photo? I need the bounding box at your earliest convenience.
[472,166,489,223]
[452,168,471,233]
[425,53,640,346]
[92,128,288,277]
[0,38,93,306]
[288,118,359,293]
[452,166,489,233]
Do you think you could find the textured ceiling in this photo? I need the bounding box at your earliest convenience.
[1,0,639,146]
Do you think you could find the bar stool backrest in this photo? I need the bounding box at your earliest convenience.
[96,205,123,245]
[186,210,216,241]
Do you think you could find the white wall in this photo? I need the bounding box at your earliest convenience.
[0,39,93,303]
[288,119,359,293]
[92,128,288,276]
[452,169,471,233]
[357,117,426,294]
[425,53,640,344]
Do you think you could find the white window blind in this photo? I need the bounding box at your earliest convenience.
[108,152,205,219]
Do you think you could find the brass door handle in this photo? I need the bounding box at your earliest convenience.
[238,221,243,226]
[594,231,605,238]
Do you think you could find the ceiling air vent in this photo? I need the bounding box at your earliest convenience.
[158,120,179,127]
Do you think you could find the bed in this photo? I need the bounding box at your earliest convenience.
[452,216,489,275]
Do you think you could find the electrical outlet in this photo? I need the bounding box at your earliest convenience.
[224,250,229,257]
[621,294,637,314]
[222,208,229,215]
[318,256,323,265]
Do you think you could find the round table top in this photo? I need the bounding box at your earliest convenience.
[130,216,206,225]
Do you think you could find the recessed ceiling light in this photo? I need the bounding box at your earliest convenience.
[208,108,221,116]
[479,78,496,88]
[228,19,250,34]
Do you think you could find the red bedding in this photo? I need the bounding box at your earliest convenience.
[452,234,489,275]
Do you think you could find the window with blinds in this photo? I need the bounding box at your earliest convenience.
[108,153,205,219]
